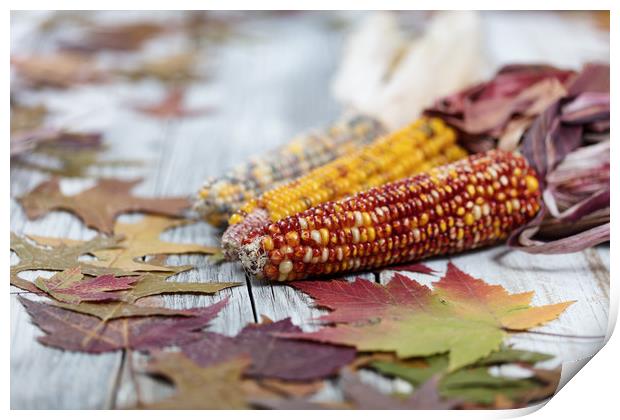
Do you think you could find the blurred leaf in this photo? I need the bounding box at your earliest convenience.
[18,178,191,234]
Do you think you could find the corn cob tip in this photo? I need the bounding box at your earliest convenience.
[238,236,268,279]
[221,208,269,260]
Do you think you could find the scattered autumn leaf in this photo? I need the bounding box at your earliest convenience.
[284,264,573,370]
[10,103,47,135]
[10,233,130,286]
[32,216,219,271]
[50,300,196,321]
[60,22,165,53]
[251,371,460,410]
[117,53,200,84]
[385,262,437,275]
[341,371,461,410]
[11,53,104,89]
[126,270,239,303]
[142,353,250,409]
[131,87,213,119]
[370,347,556,405]
[16,142,141,178]
[180,317,356,381]
[15,236,239,302]
[18,178,191,234]
[11,128,102,158]
[242,378,324,400]
[181,11,242,47]
[34,267,137,304]
[19,296,228,352]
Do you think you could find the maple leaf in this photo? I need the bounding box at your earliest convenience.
[34,267,137,304]
[251,371,460,410]
[31,216,219,272]
[17,178,191,234]
[11,128,103,158]
[142,353,250,409]
[19,296,228,352]
[10,103,47,135]
[386,262,437,275]
[179,317,356,381]
[370,347,557,406]
[60,22,165,53]
[284,263,573,370]
[11,53,104,89]
[131,87,213,119]
[10,233,131,286]
[116,53,200,84]
[124,270,239,303]
[12,238,239,303]
[50,300,198,321]
[340,371,460,410]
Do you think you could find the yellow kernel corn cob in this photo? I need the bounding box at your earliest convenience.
[238,150,542,281]
[223,117,467,258]
[193,115,385,226]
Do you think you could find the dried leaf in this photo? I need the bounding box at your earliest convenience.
[131,87,213,119]
[32,216,219,271]
[243,378,324,400]
[50,300,196,321]
[385,262,436,275]
[117,53,200,84]
[19,296,228,352]
[126,270,239,303]
[18,178,190,234]
[180,317,356,381]
[10,103,47,135]
[60,22,165,53]
[370,347,556,405]
[252,371,459,410]
[284,264,573,370]
[11,53,104,89]
[34,267,137,304]
[341,371,460,409]
[16,143,141,178]
[143,353,250,409]
[10,233,130,286]
[11,128,102,158]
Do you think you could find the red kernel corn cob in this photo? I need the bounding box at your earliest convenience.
[238,150,541,281]
[223,117,466,258]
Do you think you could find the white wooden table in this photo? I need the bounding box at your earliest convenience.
[10,11,609,409]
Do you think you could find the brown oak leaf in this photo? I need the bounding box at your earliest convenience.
[17,178,191,234]
[142,353,250,409]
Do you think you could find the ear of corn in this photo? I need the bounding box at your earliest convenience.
[223,117,467,258]
[194,115,385,226]
[238,150,542,281]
